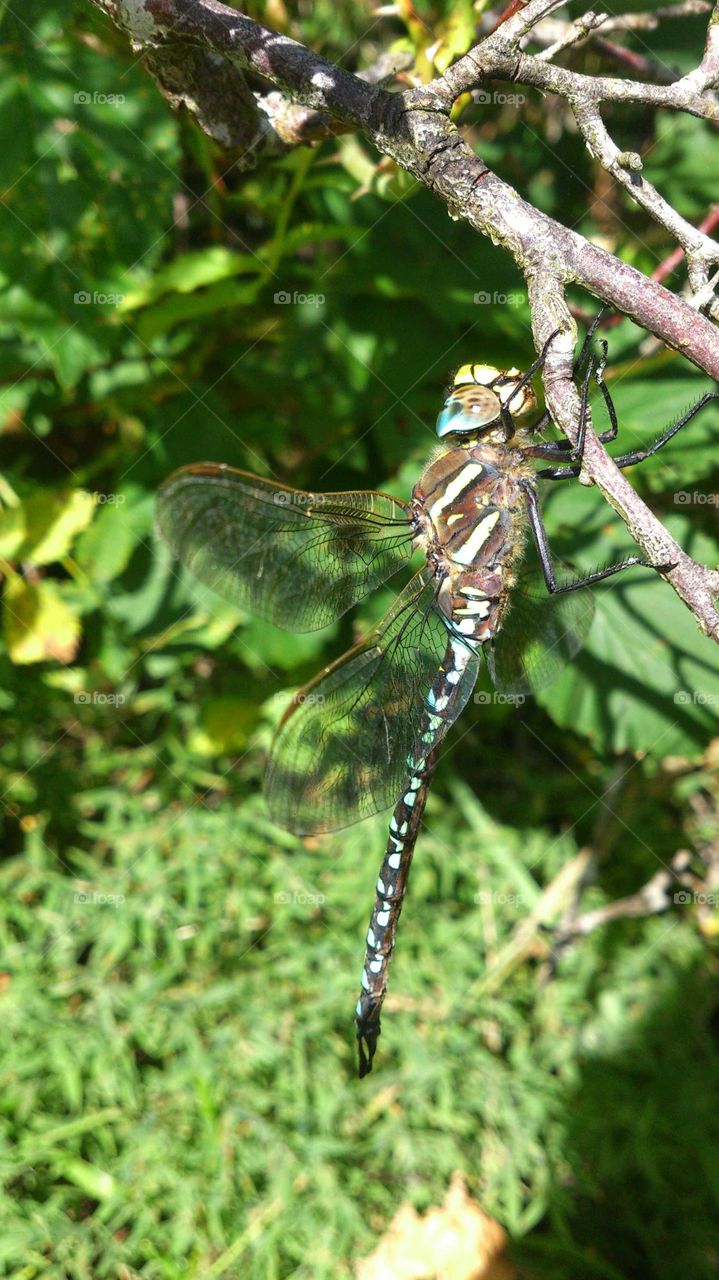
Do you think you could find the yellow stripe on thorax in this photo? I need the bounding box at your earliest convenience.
[427,462,483,520]
[451,509,500,565]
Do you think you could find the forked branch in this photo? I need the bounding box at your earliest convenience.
[86,0,719,638]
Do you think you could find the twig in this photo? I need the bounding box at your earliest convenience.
[550,850,693,946]
[85,0,719,639]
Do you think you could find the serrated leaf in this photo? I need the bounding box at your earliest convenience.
[4,577,81,665]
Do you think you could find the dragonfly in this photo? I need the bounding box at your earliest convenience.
[157,317,719,1076]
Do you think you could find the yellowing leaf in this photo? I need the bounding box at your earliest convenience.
[0,505,27,559]
[4,576,81,664]
[5,489,96,566]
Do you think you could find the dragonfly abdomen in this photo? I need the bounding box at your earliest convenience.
[355,631,477,1076]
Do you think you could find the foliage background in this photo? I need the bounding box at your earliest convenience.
[1,1,719,1277]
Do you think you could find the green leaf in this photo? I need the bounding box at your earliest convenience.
[136,278,264,342]
[537,515,719,758]
[190,695,258,755]
[53,1157,117,1202]
[74,498,136,583]
[120,246,262,310]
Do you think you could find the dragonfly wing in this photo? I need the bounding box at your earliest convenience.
[156,462,413,632]
[487,585,594,697]
[265,571,480,834]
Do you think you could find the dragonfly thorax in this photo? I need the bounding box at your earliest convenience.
[436,362,537,441]
[412,442,531,644]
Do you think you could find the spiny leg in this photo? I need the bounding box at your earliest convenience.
[529,311,613,443]
[610,389,719,468]
[534,387,719,481]
[520,481,665,592]
[498,329,562,436]
[526,348,596,464]
[532,335,619,457]
[574,306,608,376]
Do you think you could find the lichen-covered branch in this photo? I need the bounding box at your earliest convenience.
[85,0,719,639]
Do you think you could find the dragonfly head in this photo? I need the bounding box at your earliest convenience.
[436,363,538,443]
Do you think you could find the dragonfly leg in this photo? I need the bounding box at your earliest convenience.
[609,389,719,468]
[521,481,665,592]
[500,329,561,431]
[574,306,607,374]
[526,348,598,464]
[535,364,719,478]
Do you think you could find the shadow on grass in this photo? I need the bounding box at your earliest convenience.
[514,964,719,1280]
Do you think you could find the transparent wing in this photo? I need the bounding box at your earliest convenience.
[487,584,594,696]
[265,572,480,835]
[156,462,413,632]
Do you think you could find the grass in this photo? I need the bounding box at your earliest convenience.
[2,760,718,1279]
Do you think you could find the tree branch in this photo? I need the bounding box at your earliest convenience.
[85,0,719,640]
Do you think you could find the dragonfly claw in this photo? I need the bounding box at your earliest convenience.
[357,1020,381,1078]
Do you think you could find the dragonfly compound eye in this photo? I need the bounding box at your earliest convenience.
[436,384,503,437]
